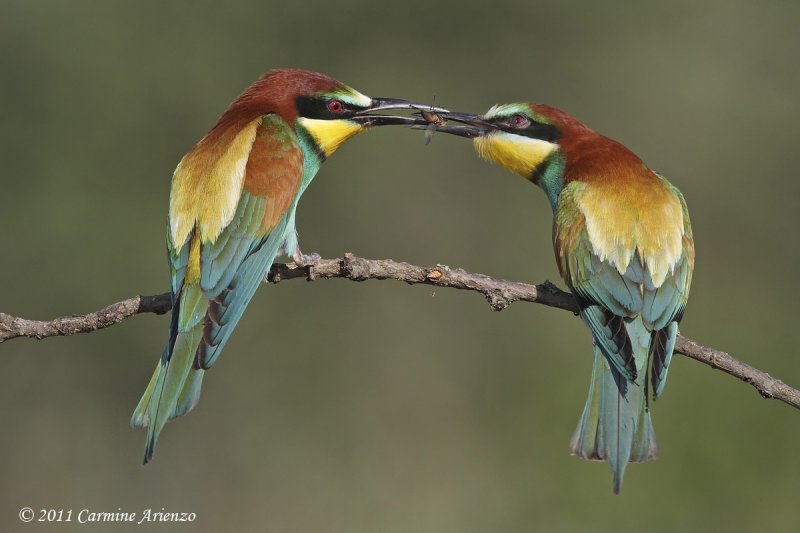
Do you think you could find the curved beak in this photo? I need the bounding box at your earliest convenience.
[351,98,449,127]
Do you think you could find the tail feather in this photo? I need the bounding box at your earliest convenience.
[570,319,656,493]
[130,349,164,428]
[132,215,292,461]
[134,282,208,463]
[131,364,205,428]
[142,324,203,463]
[174,368,205,418]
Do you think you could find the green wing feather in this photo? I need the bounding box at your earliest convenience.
[196,201,290,369]
[557,179,693,492]
[131,191,287,462]
[645,176,693,398]
[559,209,641,381]
[132,114,309,462]
[555,180,692,394]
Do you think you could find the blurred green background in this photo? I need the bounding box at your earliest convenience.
[2,1,799,531]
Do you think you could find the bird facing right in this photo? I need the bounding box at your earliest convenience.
[423,104,694,493]
[130,68,443,463]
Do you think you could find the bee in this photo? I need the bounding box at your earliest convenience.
[419,99,447,145]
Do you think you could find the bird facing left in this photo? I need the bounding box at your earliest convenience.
[130,68,444,463]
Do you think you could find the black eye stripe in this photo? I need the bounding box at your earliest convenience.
[530,123,561,142]
[295,96,357,119]
[494,116,561,142]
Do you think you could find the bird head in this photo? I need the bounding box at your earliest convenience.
[423,103,570,181]
[216,68,446,160]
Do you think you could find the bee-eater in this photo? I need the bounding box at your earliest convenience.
[131,68,443,463]
[425,104,694,492]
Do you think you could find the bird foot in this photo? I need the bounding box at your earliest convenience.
[292,250,321,268]
[292,250,321,280]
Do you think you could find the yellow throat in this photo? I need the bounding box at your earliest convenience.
[474,132,557,179]
[297,118,364,158]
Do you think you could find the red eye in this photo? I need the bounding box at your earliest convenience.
[511,113,528,128]
[328,100,344,113]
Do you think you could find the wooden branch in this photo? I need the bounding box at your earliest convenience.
[2,253,798,411]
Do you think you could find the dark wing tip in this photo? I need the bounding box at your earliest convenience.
[606,311,638,380]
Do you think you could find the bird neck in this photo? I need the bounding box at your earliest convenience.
[532,150,566,212]
[293,122,326,196]
[473,131,564,211]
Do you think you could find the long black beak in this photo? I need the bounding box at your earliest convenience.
[437,112,494,127]
[414,124,484,138]
[351,98,449,127]
[412,111,497,138]
[369,97,448,113]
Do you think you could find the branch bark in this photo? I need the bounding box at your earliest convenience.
[2,254,798,411]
